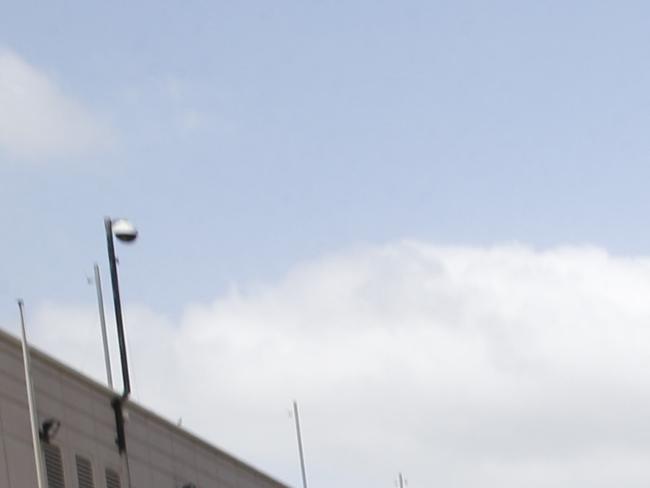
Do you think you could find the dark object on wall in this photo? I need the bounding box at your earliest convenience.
[39,418,61,443]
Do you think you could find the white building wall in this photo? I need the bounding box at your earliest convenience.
[0,330,289,488]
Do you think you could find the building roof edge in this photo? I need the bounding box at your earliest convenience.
[0,326,290,488]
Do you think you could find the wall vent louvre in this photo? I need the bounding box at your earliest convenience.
[105,468,121,488]
[75,455,94,488]
[42,443,65,488]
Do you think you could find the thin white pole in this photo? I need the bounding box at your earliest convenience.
[93,263,113,389]
[397,472,407,488]
[293,400,308,488]
[18,299,45,488]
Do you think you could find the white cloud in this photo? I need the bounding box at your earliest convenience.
[18,242,650,487]
[0,48,113,161]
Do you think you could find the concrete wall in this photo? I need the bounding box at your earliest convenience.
[0,330,289,488]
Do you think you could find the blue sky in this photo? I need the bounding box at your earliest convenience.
[3,1,650,320]
[3,2,650,486]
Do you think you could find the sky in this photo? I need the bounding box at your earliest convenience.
[2,1,650,486]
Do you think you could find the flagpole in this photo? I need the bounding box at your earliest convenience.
[18,299,46,488]
[93,263,114,389]
[293,400,308,488]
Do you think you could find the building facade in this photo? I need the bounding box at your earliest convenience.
[0,329,289,488]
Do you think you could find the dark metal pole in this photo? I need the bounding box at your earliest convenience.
[105,217,131,397]
[104,218,135,488]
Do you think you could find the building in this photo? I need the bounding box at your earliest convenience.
[0,328,290,488]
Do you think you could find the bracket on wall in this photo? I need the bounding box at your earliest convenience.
[111,396,127,453]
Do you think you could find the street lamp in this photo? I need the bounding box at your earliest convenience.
[104,217,138,398]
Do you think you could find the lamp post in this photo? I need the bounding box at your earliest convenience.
[104,217,138,398]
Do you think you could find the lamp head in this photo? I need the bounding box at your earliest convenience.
[112,219,138,243]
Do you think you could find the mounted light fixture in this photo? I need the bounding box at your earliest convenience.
[39,418,61,443]
[111,219,138,243]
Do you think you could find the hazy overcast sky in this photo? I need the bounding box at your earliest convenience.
[2,2,650,487]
